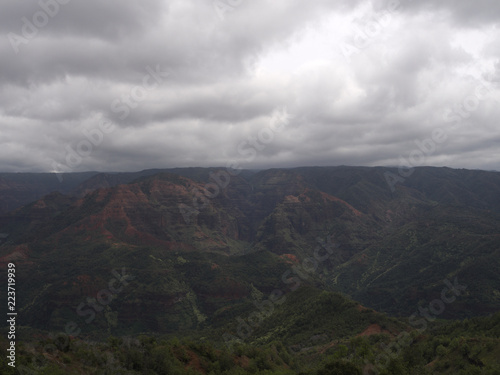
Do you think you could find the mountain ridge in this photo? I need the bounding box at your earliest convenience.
[0,166,499,337]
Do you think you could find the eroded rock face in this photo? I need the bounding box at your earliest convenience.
[2,167,500,336]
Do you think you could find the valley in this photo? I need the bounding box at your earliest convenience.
[1,166,499,374]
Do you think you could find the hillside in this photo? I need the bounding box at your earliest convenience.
[0,172,98,215]
[0,167,500,374]
[0,166,499,374]
[0,166,499,331]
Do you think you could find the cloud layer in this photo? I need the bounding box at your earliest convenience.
[1,0,499,172]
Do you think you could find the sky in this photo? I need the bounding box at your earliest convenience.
[1,0,500,173]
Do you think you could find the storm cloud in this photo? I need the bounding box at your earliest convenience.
[1,0,499,173]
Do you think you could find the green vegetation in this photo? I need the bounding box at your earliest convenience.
[1,166,500,373]
[2,312,499,374]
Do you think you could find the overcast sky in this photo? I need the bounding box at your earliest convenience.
[1,0,500,173]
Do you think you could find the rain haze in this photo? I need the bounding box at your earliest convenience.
[1,0,500,173]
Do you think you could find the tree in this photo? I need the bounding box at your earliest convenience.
[317,360,361,375]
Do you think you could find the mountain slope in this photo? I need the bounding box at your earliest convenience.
[0,166,499,339]
[0,172,97,214]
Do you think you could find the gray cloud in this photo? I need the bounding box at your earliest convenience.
[385,0,500,27]
[0,0,166,40]
[0,0,499,173]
